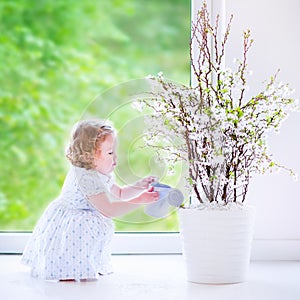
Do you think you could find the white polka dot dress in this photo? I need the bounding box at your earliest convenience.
[21,166,115,281]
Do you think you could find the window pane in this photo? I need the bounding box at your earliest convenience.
[0,0,190,231]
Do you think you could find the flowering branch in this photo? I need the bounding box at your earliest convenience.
[135,1,298,205]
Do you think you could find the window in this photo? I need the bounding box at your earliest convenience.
[1,0,299,259]
[0,0,190,232]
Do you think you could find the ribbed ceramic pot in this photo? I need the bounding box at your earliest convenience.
[178,206,255,284]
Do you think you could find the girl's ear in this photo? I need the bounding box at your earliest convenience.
[95,146,101,158]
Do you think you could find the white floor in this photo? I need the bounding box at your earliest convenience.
[0,255,299,300]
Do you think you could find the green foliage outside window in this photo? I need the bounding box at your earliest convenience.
[0,0,190,230]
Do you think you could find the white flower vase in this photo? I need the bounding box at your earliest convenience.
[178,205,255,284]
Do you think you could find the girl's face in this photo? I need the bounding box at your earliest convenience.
[94,134,117,175]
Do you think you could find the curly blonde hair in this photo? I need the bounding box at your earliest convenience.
[65,119,115,169]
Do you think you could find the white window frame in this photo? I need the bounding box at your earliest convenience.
[0,232,181,255]
[1,232,300,260]
[1,0,300,260]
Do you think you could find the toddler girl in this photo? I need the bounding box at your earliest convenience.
[21,119,158,281]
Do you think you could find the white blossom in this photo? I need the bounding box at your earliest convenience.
[133,4,299,205]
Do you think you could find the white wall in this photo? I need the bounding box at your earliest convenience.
[223,0,300,241]
[191,0,300,258]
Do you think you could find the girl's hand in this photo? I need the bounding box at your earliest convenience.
[132,186,159,204]
[134,176,158,190]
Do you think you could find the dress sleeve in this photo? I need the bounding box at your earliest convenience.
[79,173,107,197]
[76,167,112,197]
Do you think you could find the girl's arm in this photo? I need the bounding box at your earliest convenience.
[110,176,157,201]
[88,187,158,218]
